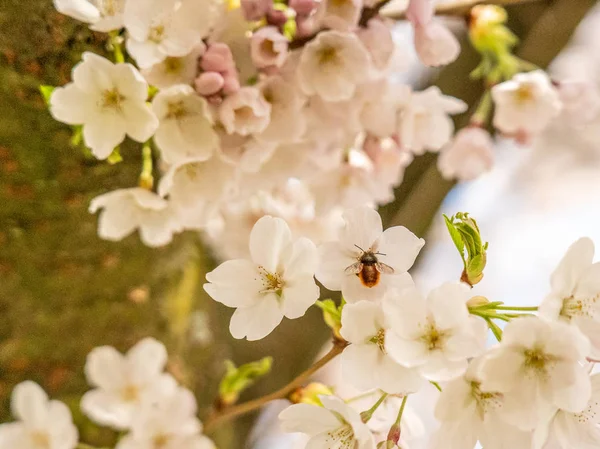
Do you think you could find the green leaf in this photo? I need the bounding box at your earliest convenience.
[443,214,465,263]
[218,357,273,406]
[39,85,55,106]
[315,299,344,336]
[107,147,122,165]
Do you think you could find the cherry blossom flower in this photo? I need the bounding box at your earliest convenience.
[257,76,307,143]
[250,26,289,69]
[124,0,218,68]
[479,317,591,431]
[492,70,562,136]
[321,0,362,30]
[158,156,236,229]
[218,132,278,172]
[297,30,371,102]
[50,52,158,160]
[219,87,272,136]
[152,84,218,164]
[53,0,125,31]
[0,381,78,449]
[533,373,600,449]
[116,387,215,449]
[430,357,532,449]
[340,301,423,393]
[241,0,273,21]
[279,395,375,449]
[204,216,320,341]
[316,206,424,303]
[437,127,494,181]
[406,0,460,67]
[81,338,177,430]
[141,45,205,89]
[384,282,488,382]
[357,19,396,74]
[89,188,181,247]
[398,86,467,155]
[539,238,600,360]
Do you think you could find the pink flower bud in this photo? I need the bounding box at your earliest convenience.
[241,0,272,21]
[266,8,287,27]
[222,73,241,95]
[289,0,315,16]
[406,0,433,26]
[201,43,235,73]
[250,26,289,69]
[295,15,317,38]
[413,21,460,67]
[195,72,225,96]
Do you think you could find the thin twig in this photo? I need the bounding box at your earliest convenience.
[203,339,348,433]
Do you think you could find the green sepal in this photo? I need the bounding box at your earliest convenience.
[218,357,273,407]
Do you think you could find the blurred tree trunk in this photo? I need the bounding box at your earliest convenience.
[0,0,596,448]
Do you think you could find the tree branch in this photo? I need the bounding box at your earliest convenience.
[383,0,545,20]
[202,338,348,433]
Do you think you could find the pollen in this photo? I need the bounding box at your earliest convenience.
[167,100,187,119]
[514,84,534,104]
[149,24,166,43]
[153,434,170,449]
[560,294,599,320]
[324,424,355,449]
[370,328,386,353]
[318,46,339,65]
[164,57,182,74]
[120,384,140,402]
[523,347,555,376]
[258,266,285,295]
[30,431,51,449]
[102,88,125,111]
[420,322,449,351]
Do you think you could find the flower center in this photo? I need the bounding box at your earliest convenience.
[30,431,51,449]
[514,85,534,104]
[318,46,339,65]
[560,294,599,320]
[420,321,449,351]
[235,106,256,122]
[370,328,386,354]
[163,57,182,74]
[260,39,278,57]
[97,0,121,16]
[121,384,140,402]
[523,347,555,378]
[325,424,355,449]
[149,24,166,43]
[153,433,170,449]
[470,381,502,418]
[167,100,188,120]
[258,266,285,295]
[102,88,125,112]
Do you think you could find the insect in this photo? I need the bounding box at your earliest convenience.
[344,245,395,288]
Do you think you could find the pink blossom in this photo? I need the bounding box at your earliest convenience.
[251,26,289,69]
[437,127,494,181]
[201,43,235,73]
[241,0,272,21]
[195,72,225,96]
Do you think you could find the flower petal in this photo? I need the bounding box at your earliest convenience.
[249,216,292,273]
[551,238,595,298]
[377,225,424,273]
[340,301,382,343]
[204,259,263,308]
[281,276,320,319]
[127,337,168,380]
[11,381,49,427]
[229,295,283,341]
[316,242,356,291]
[84,346,126,389]
[340,207,383,251]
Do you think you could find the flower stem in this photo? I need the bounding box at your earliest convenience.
[109,31,125,64]
[384,0,543,20]
[360,392,389,423]
[485,317,503,341]
[387,395,408,444]
[139,141,154,190]
[203,338,348,433]
[494,305,538,312]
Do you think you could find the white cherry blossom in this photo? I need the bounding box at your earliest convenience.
[50,52,158,159]
[479,317,592,431]
[398,86,467,155]
[124,0,218,68]
[116,387,215,449]
[219,87,272,136]
[316,206,424,303]
[81,337,177,430]
[437,127,494,181]
[141,45,205,89]
[430,357,531,449]
[53,0,125,32]
[204,216,320,341]
[340,301,423,393]
[158,156,236,229]
[492,70,562,135]
[384,282,488,382]
[258,76,307,143]
[297,30,371,102]
[539,238,600,360]
[250,26,289,69]
[152,84,218,164]
[218,132,277,172]
[0,381,78,449]
[357,19,396,74]
[89,188,181,247]
[279,395,375,449]
[533,373,600,449]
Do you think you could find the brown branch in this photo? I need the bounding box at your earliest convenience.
[202,338,348,434]
[383,0,545,20]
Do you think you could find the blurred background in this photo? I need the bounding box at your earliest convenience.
[1,0,600,447]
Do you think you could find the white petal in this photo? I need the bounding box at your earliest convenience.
[433,376,473,422]
[81,390,133,429]
[204,259,263,308]
[127,337,168,380]
[385,331,429,367]
[50,84,94,125]
[84,346,126,389]
[11,381,49,427]
[316,242,356,291]
[281,276,320,319]
[73,52,115,92]
[479,347,523,393]
[229,295,284,341]
[550,363,591,413]
[575,262,600,300]
[278,403,339,435]
[283,237,318,279]
[420,353,468,382]
[249,216,292,273]
[83,114,127,159]
[340,207,383,251]
[113,63,149,101]
[47,400,77,447]
[54,0,100,23]
[122,102,159,143]
[377,226,424,272]
[551,238,595,298]
[340,301,382,343]
[382,285,427,338]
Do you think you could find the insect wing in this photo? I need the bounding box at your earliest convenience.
[375,262,395,274]
[345,262,363,275]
